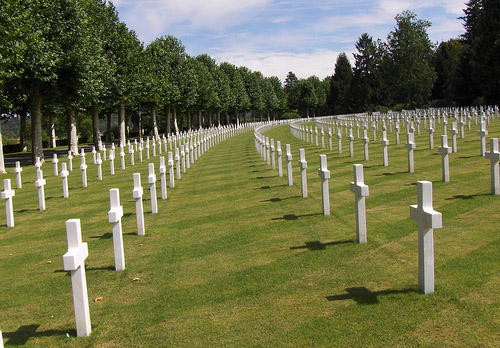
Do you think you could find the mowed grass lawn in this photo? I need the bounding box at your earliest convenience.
[0,118,499,347]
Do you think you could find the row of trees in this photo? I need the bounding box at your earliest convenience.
[0,0,288,163]
[283,1,499,116]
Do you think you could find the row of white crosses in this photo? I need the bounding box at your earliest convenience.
[58,124,254,338]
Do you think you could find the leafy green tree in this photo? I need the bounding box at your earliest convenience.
[262,77,279,120]
[329,53,353,114]
[193,58,217,128]
[431,39,466,104]
[387,10,436,107]
[268,76,287,116]
[214,66,233,125]
[196,54,220,126]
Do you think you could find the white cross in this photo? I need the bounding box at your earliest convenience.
[405,133,416,173]
[132,173,145,236]
[362,129,369,161]
[181,147,186,173]
[108,189,125,271]
[485,138,500,195]
[271,139,276,170]
[62,219,91,336]
[477,121,488,156]
[381,130,389,166]
[348,128,354,157]
[53,154,59,176]
[120,147,126,170]
[410,181,442,294]
[148,163,158,214]
[1,179,15,227]
[185,144,190,169]
[34,157,42,170]
[299,148,308,198]
[337,129,342,154]
[35,169,46,210]
[159,156,167,200]
[450,122,458,153]
[130,147,135,166]
[92,146,96,164]
[96,153,103,181]
[317,155,330,215]
[428,127,434,149]
[168,152,175,188]
[286,144,293,186]
[67,151,73,171]
[14,161,22,189]
[438,135,452,182]
[80,156,88,188]
[60,163,69,198]
[109,150,115,175]
[350,164,369,243]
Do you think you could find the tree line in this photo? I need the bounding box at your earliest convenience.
[0,0,498,163]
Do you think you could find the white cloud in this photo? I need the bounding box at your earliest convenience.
[211,49,351,82]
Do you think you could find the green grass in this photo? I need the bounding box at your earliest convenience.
[0,119,499,347]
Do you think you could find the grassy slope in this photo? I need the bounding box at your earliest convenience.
[0,120,498,347]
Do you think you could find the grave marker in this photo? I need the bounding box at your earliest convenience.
[168,152,175,188]
[60,163,69,198]
[381,130,389,166]
[350,164,369,243]
[438,135,452,182]
[485,138,500,195]
[1,179,15,227]
[175,148,181,180]
[277,141,283,177]
[477,121,488,156]
[53,154,59,176]
[62,219,91,337]
[317,155,330,215]
[14,161,22,189]
[80,156,88,188]
[362,129,369,161]
[35,169,46,210]
[271,139,276,170]
[109,151,115,176]
[159,156,167,199]
[108,189,125,271]
[286,144,293,186]
[410,181,442,294]
[68,151,73,172]
[96,153,102,181]
[148,163,158,214]
[299,149,308,198]
[405,133,415,173]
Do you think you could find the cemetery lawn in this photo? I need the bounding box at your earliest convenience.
[0,122,499,348]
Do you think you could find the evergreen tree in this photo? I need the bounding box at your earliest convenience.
[329,53,353,114]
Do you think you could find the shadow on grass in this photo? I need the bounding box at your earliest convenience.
[3,324,75,345]
[16,208,39,213]
[255,175,277,180]
[272,213,322,221]
[326,287,416,305]
[261,196,301,203]
[253,184,288,190]
[458,155,478,159]
[377,171,406,176]
[87,265,115,272]
[445,193,491,200]
[89,233,112,239]
[290,239,353,251]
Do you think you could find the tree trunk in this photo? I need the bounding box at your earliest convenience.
[198,110,202,129]
[126,109,131,138]
[30,83,44,163]
[106,113,112,141]
[173,105,179,135]
[187,109,192,130]
[49,114,56,148]
[151,103,159,140]
[0,123,7,174]
[92,103,103,151]
[19,111,28,152]
[166,105,171,135]
[67,108,79,156]
[119,102,126,146]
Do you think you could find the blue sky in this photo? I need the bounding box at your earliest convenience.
[113,0,466,81]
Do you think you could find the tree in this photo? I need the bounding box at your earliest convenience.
[387,11,436,107]
[460,0,500,104]
[431,39,466,104]
[329,53,353,114]
[299,79,318,117]
[262,77,279,120]
[268,76,286,116]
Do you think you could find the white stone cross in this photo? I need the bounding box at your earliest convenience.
[286,144,293,186]
[0,329,3,348]
[337,129,342,154]
[62,219,91,337]
[438,135,452,182]
[185,144,190,169]
[459,118,465,139]
[132,173,145,236]
[129,147,135,166]
[321,128,325,148]
[317,155,330,215]
[181,147,186,173]
[277,141,283,177]
[34,156,42,171]
[148,163,158,214]
[305,126,309,143]
[175,148,181,180]
[108,189,125,271]
[120,146,126,170]
[271,139,276,170]
[381,130,389,166]
[14,161,22,189]
[310,127,314,145]
[405,133,416,173]
[485,138,500,195]
[315,127,319,146]
[96,153,102,181]
[372,122,377,141]
[35,168,46,210]
[265,138,271,165]
[53,154,59,176]
[428,127,434,149]
[348,128,354,157]
[450,122,458,153]
[60,162,69,198]
[109,150,115,176]
[350,164,369,243]
[80,155,88,188]
[1,179,15,227]
[159,156,167,200]
[168,152,175,188]
[299,149,308,198]
[92,146,97,164]
[146,139,150,160]
[138,144,143,162]
[328,128,333,151]
[102,144,106,161]
[477,121,488,156]
[152,140,156,157]
[362,128,369,161]
[410,181,442,294]
[68,151,73,172]
[395,123,400,144]
[158,138,162,155]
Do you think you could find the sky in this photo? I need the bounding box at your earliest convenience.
[112,0,466,82]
